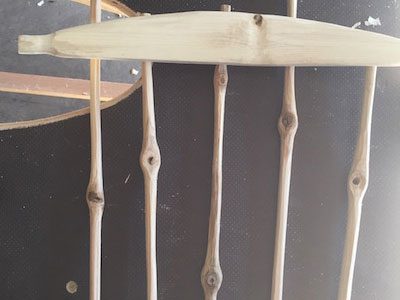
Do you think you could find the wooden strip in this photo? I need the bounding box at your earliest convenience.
[71,0,136,16]
[18,12,400,67]
[0,71,131,102]
[338,66,377,300]
[201,7,230,300]
[140,61,161,300]
[271,1,298,299]
[0,80,141,131]
[86,1,104,300]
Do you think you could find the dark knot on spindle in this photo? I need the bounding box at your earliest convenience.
[87,190,104,204]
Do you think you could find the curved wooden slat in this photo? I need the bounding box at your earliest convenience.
[0,71,131,102]
[0,80,140,131]
[18,12,400,66]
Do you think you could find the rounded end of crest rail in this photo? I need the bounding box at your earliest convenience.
[18,34,54,56]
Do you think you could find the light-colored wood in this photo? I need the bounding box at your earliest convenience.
[0,2,137,107]
[201,7,230,300]
[0,71,131,101]
[338,66,377,300]
[18,12,400,67]
[86,1,104,300]
[271,1,298,299]
[0,80,140,131]
[71,0,137,17]
[140,60,161,300]
[288,0,297,18]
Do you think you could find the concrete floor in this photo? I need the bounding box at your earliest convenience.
[0,0,140,122]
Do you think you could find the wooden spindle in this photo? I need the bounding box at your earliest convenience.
[201,5,231,300]
[271,0,298,299]
[86,1,104,300]
[140,59,161,300]
[338,66,377,300]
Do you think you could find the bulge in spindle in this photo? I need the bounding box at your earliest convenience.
[201,267,223,298]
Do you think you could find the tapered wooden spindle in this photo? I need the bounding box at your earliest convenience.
[86,1,104,300]
[140,59,161,300]
[271,1,298,299]
[201,5,230,300]
[338,66,377,300]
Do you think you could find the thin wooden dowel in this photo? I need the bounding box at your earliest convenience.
[337,66,377,300]
[71,0,136,17]
[201,5,230,300]
[271,1,298,299]
[140,60,161,300]
[86,1,104,300]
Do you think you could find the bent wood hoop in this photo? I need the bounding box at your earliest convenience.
[18,12,400,67]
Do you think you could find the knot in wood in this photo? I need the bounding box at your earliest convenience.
[219,74,228,86]
[281,113,297,130]
[207,273,218,287]
[348,172,368,198]
[144,152,160,167]
[87,190,104,204]
[203,270,222,289]
[350,174,366,189]
[254,14,263,26]
[148,155,156,165]
[352,177,361,186]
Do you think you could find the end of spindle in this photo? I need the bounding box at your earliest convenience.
[221,4,231,12]
[214,64,228,87]
[18,34,55,55]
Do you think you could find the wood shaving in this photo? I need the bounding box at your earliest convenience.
[365,16,381,27]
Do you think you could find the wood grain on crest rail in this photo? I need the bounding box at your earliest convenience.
[18,12,400,67]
